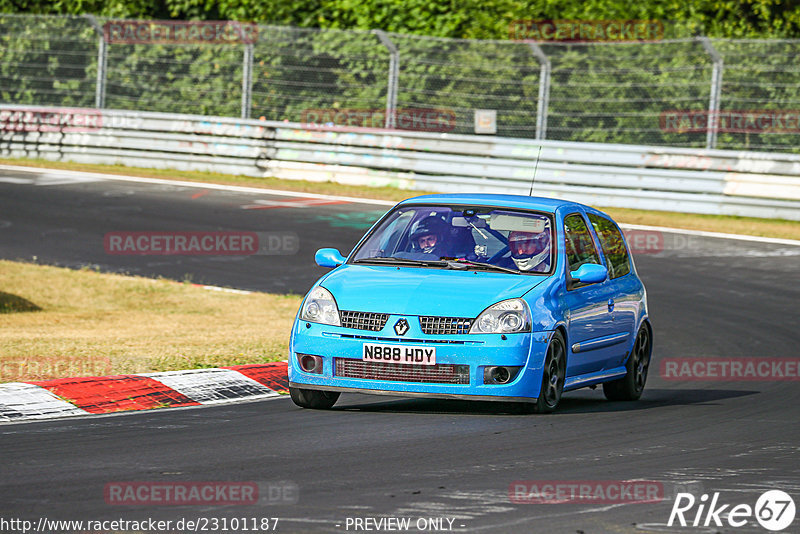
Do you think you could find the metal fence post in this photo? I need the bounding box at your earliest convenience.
[372,30,399,129]
[241,43,254,119]
[83,15,107,108]
[699,37,723,150]
[528,43,550,140]
[96,37,107,109]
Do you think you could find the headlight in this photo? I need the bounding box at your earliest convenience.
[300,286,340,326]
[469,298,530,334]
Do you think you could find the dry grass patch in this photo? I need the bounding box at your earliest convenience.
[0,260,300,382]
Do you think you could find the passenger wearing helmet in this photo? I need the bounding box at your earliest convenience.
[505,226,551,272]
[409,216,449,256]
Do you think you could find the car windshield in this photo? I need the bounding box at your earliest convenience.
[350,205,554,274]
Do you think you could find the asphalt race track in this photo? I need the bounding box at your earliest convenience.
[0,167,391,293]
[1,167,799,533]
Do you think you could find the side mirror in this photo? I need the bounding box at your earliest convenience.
[315,248,346,268]
[570,263,607,285]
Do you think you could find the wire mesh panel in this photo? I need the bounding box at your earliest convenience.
[2,15,800,152]
[541,39,713,147]
[98,18,245,116]
[713,40,800,152]
[0,14,97,107]
[389,33,542,137]
[251,26,390,124]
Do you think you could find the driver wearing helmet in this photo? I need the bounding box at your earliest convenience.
[409,216,448,256]
[506,225,551,272]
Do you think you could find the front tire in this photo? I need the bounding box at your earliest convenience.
[529,330,566,414]
[603,324,651,401]
[289,387,340,409]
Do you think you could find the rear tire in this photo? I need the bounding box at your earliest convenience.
[528,330,566,414]
[603,324,651,401]
[289,387,340,409]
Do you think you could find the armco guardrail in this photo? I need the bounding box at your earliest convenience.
[2,105,800,220]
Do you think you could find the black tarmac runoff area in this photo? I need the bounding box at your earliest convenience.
[1,166,799,534]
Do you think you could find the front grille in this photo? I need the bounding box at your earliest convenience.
[334,358,470,385]
[334,333,473,345]
[420,316,474,335]
[339,310,389,331]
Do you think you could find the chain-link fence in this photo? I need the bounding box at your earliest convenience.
[2,14,800,152]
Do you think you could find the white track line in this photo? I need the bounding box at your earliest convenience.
[190,284,253,295]
[1,164,797,245]
[0,164,395,206]
[619,222,800,247]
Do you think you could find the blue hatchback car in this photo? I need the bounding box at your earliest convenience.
[288,194,652,413]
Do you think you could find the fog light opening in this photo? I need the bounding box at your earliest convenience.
[492,366,511,384]
[299,354,323,374]
[484,365,521,385]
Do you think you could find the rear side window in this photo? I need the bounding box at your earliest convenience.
[564,214,600,270]
[588,213,631,279]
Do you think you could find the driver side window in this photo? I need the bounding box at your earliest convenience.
[365,210,415,258]
[564,214,600,270]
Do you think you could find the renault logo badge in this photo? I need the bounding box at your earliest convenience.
[394,318,409,336]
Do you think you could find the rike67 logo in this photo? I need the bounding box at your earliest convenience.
[669,490,796,531]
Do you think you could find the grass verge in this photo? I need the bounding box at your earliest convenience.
[0,260,300,382]
[2,157,799,240]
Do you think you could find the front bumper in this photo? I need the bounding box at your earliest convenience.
[288,382,539,403]
[289,318,553,401]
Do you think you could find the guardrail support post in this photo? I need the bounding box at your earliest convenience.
[96,38,107,109]
[699,37,723,150]
[241,43,254,119]
[528,43,550,140]
[84,15,107,109]
[373,30,399,129]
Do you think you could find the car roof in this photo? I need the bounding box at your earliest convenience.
[398,193,591,215]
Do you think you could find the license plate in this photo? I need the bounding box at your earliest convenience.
[363,343,436,366]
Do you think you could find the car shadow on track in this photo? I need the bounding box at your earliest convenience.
[332,388,757,416]
[556,388,758,414]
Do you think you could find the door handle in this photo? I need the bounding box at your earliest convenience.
[607,298,615,312]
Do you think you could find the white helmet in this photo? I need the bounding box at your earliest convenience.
[508,221,551,271]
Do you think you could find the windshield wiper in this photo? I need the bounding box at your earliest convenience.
[440,257,521,274]
[354,256,521,274]
[353,257,448,267]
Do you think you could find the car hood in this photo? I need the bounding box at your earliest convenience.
[319,264,547,317]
